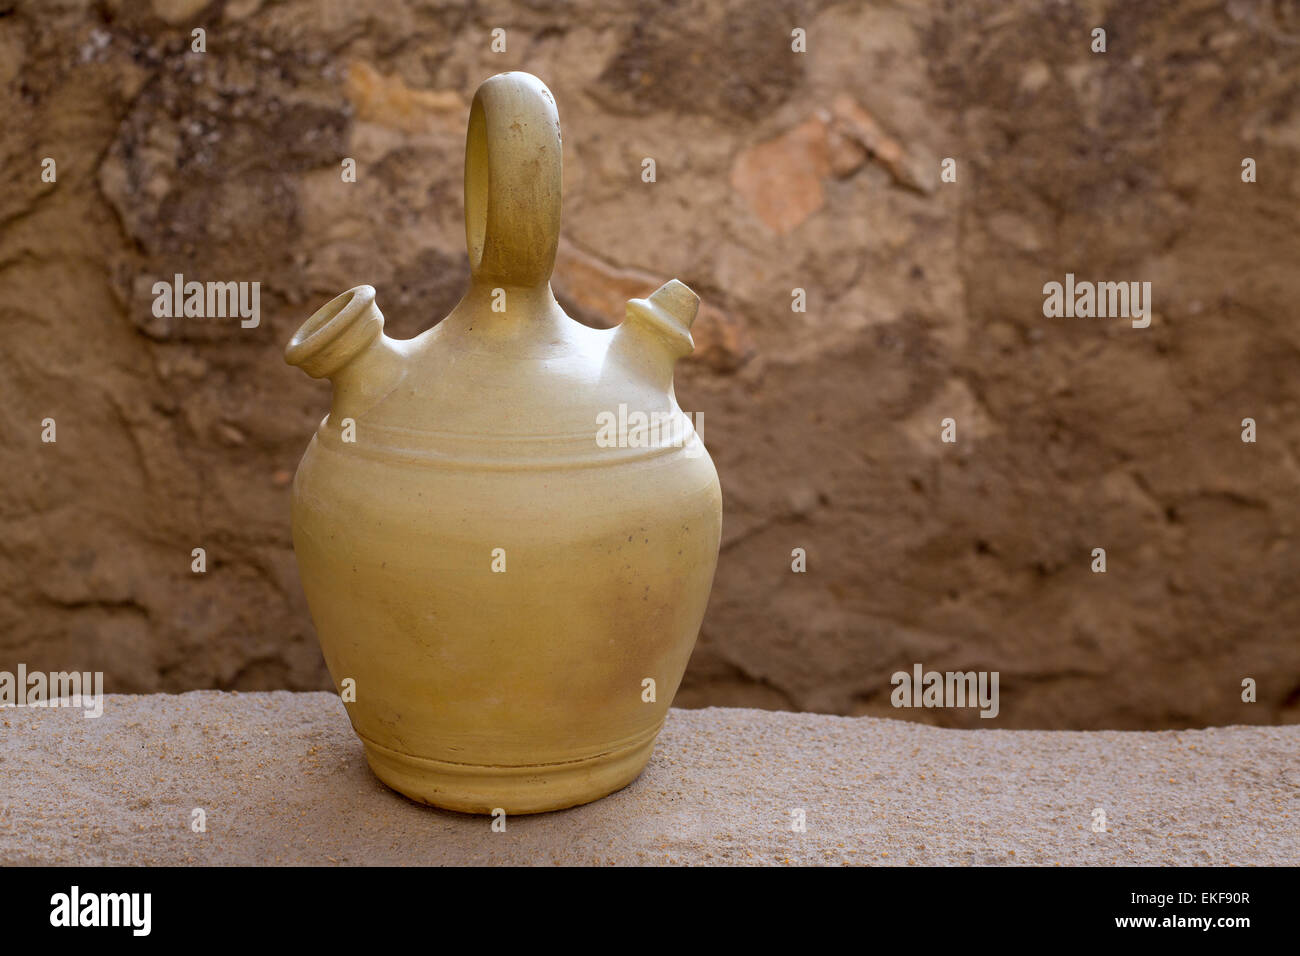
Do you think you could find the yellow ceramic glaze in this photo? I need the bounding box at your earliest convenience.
[284,72,722,814]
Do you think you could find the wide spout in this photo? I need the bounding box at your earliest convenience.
[285,285,406,422]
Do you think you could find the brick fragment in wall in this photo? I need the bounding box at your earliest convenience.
[728,98,936,235]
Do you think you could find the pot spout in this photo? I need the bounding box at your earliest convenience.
[610,279,700,392]
[285,285,406,423]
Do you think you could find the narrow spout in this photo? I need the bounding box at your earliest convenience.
[285,285,406,423]
[610,279,700,392]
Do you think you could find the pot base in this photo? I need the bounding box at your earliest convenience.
[358,726,661,815]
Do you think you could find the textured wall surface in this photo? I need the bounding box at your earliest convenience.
[1,0,1298,728]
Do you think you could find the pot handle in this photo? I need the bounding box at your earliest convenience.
[464,72,563,289]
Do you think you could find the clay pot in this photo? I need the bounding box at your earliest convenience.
[284,72,722,814]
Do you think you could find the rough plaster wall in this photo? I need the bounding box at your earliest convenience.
[1,0,1297,728]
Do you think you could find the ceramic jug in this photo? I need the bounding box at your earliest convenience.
[284,72,722,814]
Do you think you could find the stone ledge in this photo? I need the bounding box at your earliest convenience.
[1,692,1295,866]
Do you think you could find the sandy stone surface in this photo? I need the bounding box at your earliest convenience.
[1,692,1296,866]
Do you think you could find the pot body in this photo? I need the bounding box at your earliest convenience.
[285,71,722,814]
[291,413,721,813]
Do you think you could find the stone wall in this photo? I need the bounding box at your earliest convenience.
[2,0,1298,728]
